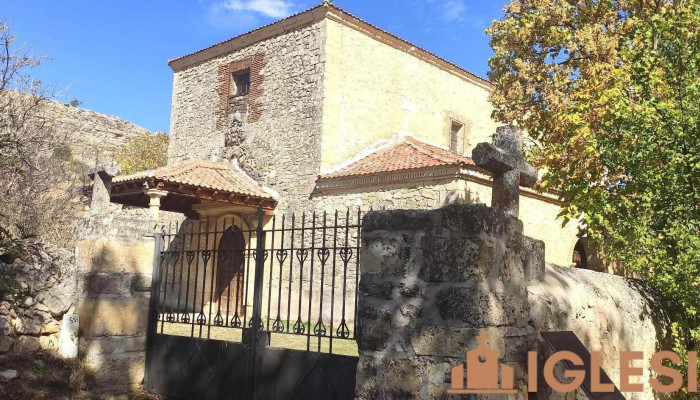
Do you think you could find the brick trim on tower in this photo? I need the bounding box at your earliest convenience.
[215,54,266,129]
[247,53,266,123]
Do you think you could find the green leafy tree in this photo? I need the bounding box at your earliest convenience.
[114,132,168,175]
[488,0,699,390]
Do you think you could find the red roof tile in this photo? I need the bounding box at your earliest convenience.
[319,136,476,180]
[114,160,276,200]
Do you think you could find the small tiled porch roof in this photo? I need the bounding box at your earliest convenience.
[319,136,477,180]
[111,160,277,214]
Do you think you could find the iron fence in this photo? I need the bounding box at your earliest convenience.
[152,207,363,354]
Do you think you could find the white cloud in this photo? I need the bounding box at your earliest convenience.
[222,0,294,19]
[443,0,466,21]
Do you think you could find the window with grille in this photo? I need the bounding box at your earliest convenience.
[232,71,250,96]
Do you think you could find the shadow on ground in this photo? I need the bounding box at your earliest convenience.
[0,350,160,400]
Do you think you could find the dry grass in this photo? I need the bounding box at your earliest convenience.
[0,351,160,400]
[160,321,358,356]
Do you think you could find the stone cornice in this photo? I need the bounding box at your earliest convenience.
[315,166,563,206]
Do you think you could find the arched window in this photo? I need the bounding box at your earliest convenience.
[216,225,246,313]
[572,238,588,269]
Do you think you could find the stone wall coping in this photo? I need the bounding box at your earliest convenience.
[361,203,523,236]
[315,165,563,206]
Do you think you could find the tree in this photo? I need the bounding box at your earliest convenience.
[114,132,168,175]
[488,0,699,389]
[0,21,87,248]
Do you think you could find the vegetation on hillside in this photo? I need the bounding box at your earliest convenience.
[0,21,87,249]
[488,0,699,392]
[114,131,168,175]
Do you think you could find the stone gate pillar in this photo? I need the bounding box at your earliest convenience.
[75,163,157,392]
[355,204,544,400]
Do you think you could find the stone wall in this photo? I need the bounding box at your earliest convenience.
[313,178,465,211]
[322,18,498,171]
[75,209,156,391]
[0,241,79,354]
[356,204,669,399]
[314,177,579,266]
[355,204,535,399]
[168,20,327,211]
[529,265,669,400]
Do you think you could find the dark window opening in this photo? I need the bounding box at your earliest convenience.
[573,239,588,268]
[450,121,464,154]
[232,71,250,96]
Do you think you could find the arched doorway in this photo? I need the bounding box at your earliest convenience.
[572,238,588,269]
[216,225,246,315]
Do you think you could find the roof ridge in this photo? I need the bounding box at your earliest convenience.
[157,159,204,178]
[168,3,327,67]
[168,3,491,88]
[403,136,466,164]
[319,135,475,180]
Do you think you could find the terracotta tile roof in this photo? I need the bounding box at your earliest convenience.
[319,136,476,180]
[114,160,276,200]
[167,2,490,88]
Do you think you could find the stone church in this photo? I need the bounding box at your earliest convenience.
[112,1,582,267]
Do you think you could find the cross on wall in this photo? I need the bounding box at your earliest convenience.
[472,125,537,218]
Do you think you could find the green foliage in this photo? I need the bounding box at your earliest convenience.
[488,0,699,390]
[114,132,168,175]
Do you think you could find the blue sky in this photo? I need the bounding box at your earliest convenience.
[2,1,505,133]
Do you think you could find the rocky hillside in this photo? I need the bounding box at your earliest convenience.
[38,99,152,164]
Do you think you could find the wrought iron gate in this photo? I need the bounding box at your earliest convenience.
[144,208,362,400]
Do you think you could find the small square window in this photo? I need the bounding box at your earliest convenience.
[450,121,464,154]
[232,71,250,96]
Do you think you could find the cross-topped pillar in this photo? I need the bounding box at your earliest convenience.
[472,125,537,218]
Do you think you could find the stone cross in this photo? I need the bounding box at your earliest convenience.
[472,125,537,218]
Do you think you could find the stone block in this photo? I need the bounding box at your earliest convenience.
[358,274,394,299]
[522,236,545,284]
[18,336,41,352]
[78,297,150,337]
[41,320,61,334]
[84,273,139,297]
[360,235,403,275]
[39,334,59,350]
[356,304,392,351]
[0,336,14,352]
[419,233,487,282]
[75,238,154,274]
[13,316,42,335]
[435,287,528,327]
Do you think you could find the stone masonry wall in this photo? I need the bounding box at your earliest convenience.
[529,265,669,400]
[313,178,466,212]
[356,203,669,399]
[169,20,327,212]
[0,241,79,354]
[75,211,156,391]
[315,177,580,266]
[322,18,499,170]
[356,204,537,399]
